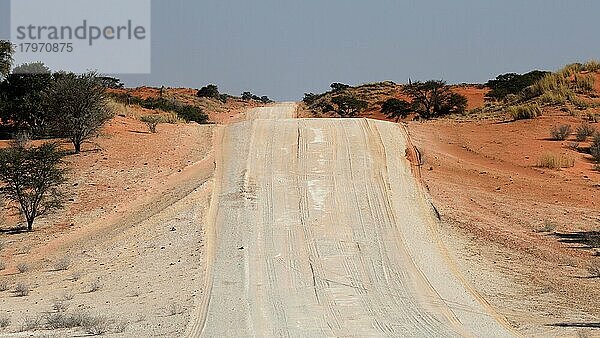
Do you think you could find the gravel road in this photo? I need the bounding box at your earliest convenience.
[193,103,515,337]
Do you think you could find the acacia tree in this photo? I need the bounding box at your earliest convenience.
[197,84,220,99]
[331,95,368,117]
[0,63,54,135]
[0,142,66,231]
[0,40,13,79]
[44,72,113,153]
[402,80,467,119]
[381,98,413,122]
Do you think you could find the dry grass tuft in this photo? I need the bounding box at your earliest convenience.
[508,104,543,120]
[537,153,575,169]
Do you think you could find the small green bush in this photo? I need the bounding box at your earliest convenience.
[550,124,572,141]
[508,104,542,120]
[139,115,164,133]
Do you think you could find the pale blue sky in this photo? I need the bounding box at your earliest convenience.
[2,0,600,100]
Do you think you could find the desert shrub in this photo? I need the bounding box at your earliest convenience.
[0,314,9,330]
[54,257,71,271]
[175,104,208,123]
[83,315,110,335]
[139,115,164,133]
[588,113,599,123]
[88,278,102,293]
[45,312,77,329]
[589,262,600,278]
[0,260,5,270]
[576,122,596,141]
[167,302,184,316]
[508,104,542,120]
[0,280,8,291]
[113,319,129,333]
[591,134,600,162]
[16,263,29,273]
[583,59,600,72]
[15,282,30,296]
[550,124,572,140]
[403,80,467,118]
[537,153,575,169]
[535,220,557,233]
[218,94,228,103]
[19,315,41,332]
[52,299,69,312]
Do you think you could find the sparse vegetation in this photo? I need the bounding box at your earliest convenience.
[550,124,572,141]
[15,282,30,296]
[54,257,71,271]
[44,310,114,334]
[0,260,5,271]
[0,280,8,291]
[88,278,102,293]
[508,103,542,120]
[19,315,41,332]
[140,115,165,133]
[0,314,9,330]
[576,122,596,141]
[52,299,69,312]
[167,302,184,316]
[16,263,29,273]
[0,142,67,231]
[535,220,557,233]
[537,153,575,169]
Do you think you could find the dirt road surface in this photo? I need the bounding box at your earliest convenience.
[193,103,515,337]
